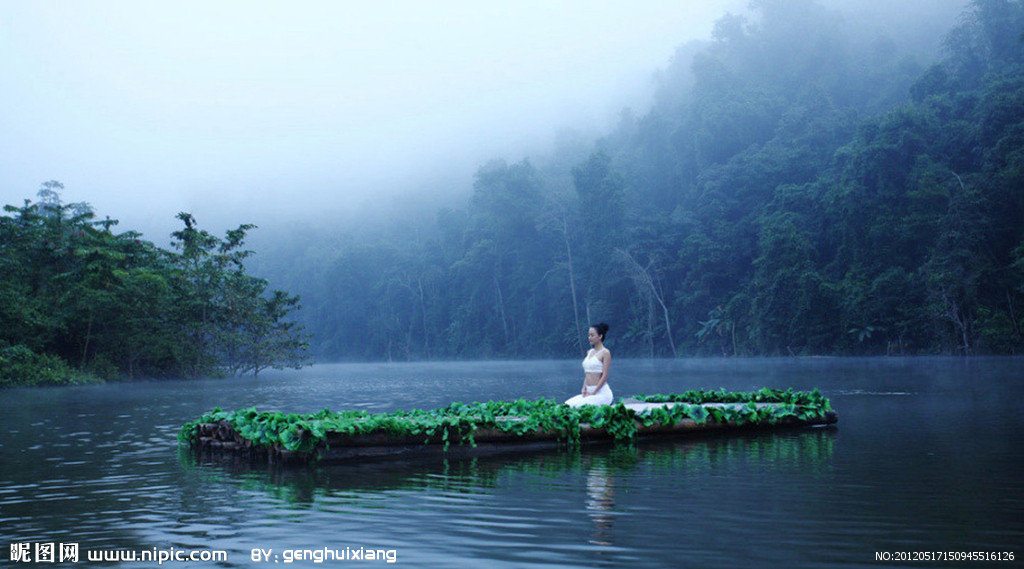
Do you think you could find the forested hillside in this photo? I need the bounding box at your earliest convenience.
[0,185,309,386]
[258,0,1024,359]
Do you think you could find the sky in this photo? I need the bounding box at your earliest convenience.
[1,0,750,239]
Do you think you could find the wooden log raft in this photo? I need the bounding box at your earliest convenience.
[185,400,838,465]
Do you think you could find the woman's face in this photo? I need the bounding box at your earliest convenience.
[588,327,601,346]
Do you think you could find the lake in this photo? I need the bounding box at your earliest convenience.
[2,357,1021,568]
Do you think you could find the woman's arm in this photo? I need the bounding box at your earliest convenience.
[594,350,611,390]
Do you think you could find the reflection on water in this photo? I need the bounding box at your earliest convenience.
[585,462,615,547]
[2,357,1022,568]
[174,428,839,564]
[179,429,838,502]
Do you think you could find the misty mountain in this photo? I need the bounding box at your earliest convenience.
[246,0,1022,361]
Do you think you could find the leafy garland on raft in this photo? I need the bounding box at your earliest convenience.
[632,387,831,405]
[178,388,832,455]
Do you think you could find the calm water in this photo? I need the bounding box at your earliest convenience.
[2,357,1022,568]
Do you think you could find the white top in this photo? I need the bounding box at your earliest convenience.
[582,348,605,374]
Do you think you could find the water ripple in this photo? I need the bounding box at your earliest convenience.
[2,358,1022,568]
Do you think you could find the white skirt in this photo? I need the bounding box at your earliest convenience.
[564,383,613,407]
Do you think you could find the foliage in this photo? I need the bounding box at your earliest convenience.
[253,0,1023,359]
[633,387,833,417]
[0,189,310,385]
[0,344,101,387]
[178,388,834,458]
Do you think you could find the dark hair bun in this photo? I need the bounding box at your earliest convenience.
[592,322,609,337]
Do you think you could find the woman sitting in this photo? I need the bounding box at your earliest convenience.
[565,323,613,407]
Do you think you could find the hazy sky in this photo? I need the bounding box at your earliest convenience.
[2,0,753,238]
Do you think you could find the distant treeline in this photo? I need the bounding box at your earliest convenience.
[0,186,309,386]
[253,0,1023,361]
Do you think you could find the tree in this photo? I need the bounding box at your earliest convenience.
[573,150,627,322]
[170,213,308,377]
[233,0,1023,360]
[615,248,677,357]
[237,284,310,377]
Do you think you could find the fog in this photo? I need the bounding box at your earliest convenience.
[1,0,968,241]
[2,0,752,238]
[10,0,1011,366]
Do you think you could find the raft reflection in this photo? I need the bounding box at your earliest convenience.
[179,427,837,503]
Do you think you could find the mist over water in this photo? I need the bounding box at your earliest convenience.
[6,0,1016,368]
[5,4,1020,566]
[2,357,1021,568]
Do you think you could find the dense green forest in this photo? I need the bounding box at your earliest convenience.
[0,184,309,386]
[255,0,1024,360]
[5,1,1022,373]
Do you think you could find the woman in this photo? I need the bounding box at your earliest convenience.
[564,323,613,407]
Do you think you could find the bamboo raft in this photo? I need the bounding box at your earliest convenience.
[183,398,838,465]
